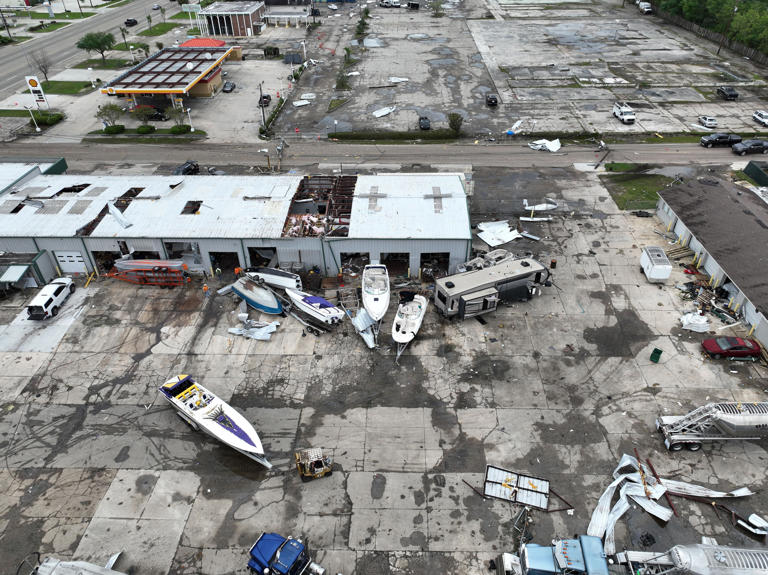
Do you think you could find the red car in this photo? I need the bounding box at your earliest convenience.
[702,337,761,360]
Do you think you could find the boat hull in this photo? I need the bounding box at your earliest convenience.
[245,267,302,291]
[285,288,345,324]
[231,278,282,314]
[362,265,390,322]
[392,294,428,344]
[159,375,272,469]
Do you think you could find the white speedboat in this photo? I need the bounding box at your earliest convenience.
[231,277,283,314]
[159,375,272,469]
[392,293,428,344]
[285,288,345,324]
[362,264,390,322]
[245,267,302,291]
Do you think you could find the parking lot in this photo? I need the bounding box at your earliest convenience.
[2,163,768,574]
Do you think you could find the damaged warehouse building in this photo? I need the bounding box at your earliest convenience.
[0,161,471,284]
[656,177,768,349]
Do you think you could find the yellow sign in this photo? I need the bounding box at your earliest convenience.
[27,78,38,88]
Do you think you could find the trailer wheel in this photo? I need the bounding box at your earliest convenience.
[69,284,76,294]
[669,442,684,452]
[686,442,702,452]
[257,277,266,285]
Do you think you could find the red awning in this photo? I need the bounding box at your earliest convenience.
[180,38,227,48]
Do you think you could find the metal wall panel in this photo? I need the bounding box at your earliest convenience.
[688,235,703,255]
[127,238,164,253]
[197,239,245,269]
[702,251,721,279]
[673,219,690,244]
[753,314,768,350]
[0,238,37,252]
[34,251,57,283]
[85,238,121,252]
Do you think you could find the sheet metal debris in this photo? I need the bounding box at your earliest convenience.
[477,220,521,247]
[588,454,755,554]
[523,199,558,211]
[349,308,376,349]
[482,465,573,512]
[292,100,311,107]
[528,138,561,152]
[373,106,396,118]
[228,316,280,341]
[388,76,409,83]
[680,312,709,332]
[519,216,553,222]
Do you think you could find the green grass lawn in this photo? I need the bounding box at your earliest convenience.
[187,27,200,34]
[138,22,180,36]
[604,162,643,172]
[0,109,34,117]
[17,10,94,18]
[29,22,71,32]
[171,11,194,19]
[2,35,32,43]
[41,80,94,95]
[74,58,130,69]
[600,173,673,210]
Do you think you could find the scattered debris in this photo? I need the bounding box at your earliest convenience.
[482,464,574,512]
[373,106,396,117]
[528,138,561,152]
[506,119,523,135]
[680,312,709,332]
[388,76,409,83]
[477,220,521,247]
[349,308,377,349]
[228,318,280,341]
[299,93,316,100]
[520,232,540,241]
[346,71,361,76]
[292,100,311,107]
[523,199,558,211]
[519,216,553,222]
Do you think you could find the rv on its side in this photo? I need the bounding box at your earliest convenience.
[434,257,551,319]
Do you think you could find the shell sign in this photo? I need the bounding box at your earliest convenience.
[25,76,48,105]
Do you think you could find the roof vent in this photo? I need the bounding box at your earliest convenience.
[445,281,455,288]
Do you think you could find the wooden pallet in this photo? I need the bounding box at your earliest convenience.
[666,246,694,260]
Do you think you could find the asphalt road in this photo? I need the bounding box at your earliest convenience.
[0,140,739,171]
[0,0,174,100]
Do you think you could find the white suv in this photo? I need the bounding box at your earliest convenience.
[753,110,768,127]
[27,277,75,320]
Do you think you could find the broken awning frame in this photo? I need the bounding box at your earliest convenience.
[0,264,31,283]
[483,465,573,512]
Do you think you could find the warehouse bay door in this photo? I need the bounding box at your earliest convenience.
[55,251,87,274]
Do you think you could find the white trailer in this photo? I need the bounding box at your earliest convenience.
[640,246,672,283]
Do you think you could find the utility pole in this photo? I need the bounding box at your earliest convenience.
[717,1,739,55]
[258,81,267,130]
[0,9,13,40]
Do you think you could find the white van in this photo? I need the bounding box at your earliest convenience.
[27,277,75,320]
[638,2,652,14]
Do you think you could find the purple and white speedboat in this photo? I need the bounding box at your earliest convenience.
[159,374,271,469]
[285,288,345,325]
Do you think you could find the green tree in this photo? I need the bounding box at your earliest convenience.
[76,31,116,64]
[133,106,155,125]
[448,112,463,135]
[146,14,152,31]
[96,103,123,126]
[119,26,128,49]
[160,6,166,23]
[155,41,164,50]
[428,0,443,17]
[165,105,185,126]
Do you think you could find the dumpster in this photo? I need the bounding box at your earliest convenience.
[650,348,663,363]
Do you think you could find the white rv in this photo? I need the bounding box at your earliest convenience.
[434,257,551,319]
[640,246,672,283]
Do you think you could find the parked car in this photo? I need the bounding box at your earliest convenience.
[700,133,742,148]
[27,277,75,320]
[637,1,652,14]
[717,86,739,100]
[124,18,138,26]
[697,115,717,128]
[485,93,498,106]
[731,139,768,155]
[702,337,761,360]
[172,161,200,175]
[152,3,160,9]
[613,101,636,124]
[222,81,236,93]
[258,94,272,107]
[327,3,338,9]
[418,116,430,130]
[753,110,768,127]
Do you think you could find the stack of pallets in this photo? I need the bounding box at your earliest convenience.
[666,245,694,260]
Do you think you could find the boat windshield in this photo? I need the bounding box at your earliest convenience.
[364,275,388,295]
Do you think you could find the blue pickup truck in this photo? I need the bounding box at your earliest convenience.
[247,533,326,575]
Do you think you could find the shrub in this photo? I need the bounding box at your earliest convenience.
[137,124,156,134]
[170,124,192,134]
[31,112,64,126]
[104,124,125,134]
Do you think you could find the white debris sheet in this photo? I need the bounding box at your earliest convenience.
[477,220,522,247]
[373,106,396,118]
[349,308,376,349]
[292,100,311,107]
[523,198,558,211]
[483,465,550,510]
[528,138,561,152]
[388,76,409,83]
[588,453,755,554]
[228,320,280,341]
[680,312,709,332]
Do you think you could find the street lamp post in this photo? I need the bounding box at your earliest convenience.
[186,107,194,132]
[25,106,41,132]
[334,119,338,134]
[717,2,740,55]
[300,40,306,63]
[258,81,267,130]
[87,67,95,88]
[129,45,136,63]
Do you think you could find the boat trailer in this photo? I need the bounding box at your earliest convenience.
[106,265,186,288]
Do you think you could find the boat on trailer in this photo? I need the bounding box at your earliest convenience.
[244,267,302,291]
[285,288,345,324]
[231,277,283,314]
[361,264,390,322]
[392,292,428,345]
[159,374,272,469]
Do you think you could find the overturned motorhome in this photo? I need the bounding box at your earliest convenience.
[434,257,551,319]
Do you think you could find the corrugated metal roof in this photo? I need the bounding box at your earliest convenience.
[348,174,470,240]
[201,1,263,13]
[0,175,300,239]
